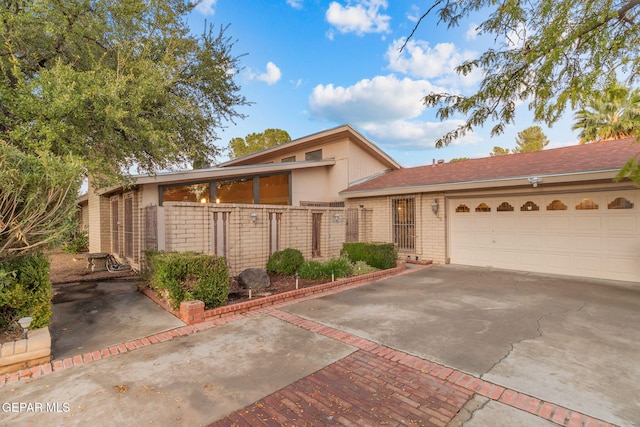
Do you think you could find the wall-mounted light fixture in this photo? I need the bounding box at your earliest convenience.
[528,177,543,187]
[249,212,258,223]
[333,213,341,223]
[18,317,32,339]
[431,198,439,215]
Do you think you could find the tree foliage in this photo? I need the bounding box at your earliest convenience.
[572,83,640,143]
[490,146,511,156]
[0,0,249,187]
[229,128,291,158]
[513,126,549,153]
[409,1,640,148]
[0,142,83,258]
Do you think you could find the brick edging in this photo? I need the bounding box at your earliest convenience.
[143,261,415,325]
[265,309,619,427]
[0,262,423,386]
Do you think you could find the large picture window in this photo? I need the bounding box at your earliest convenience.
[160,173,290,205]
[393,198,415,250]
[259,174,289,205]
[162,183,210,204]
[216,178,253,204]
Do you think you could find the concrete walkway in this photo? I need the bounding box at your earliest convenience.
[1,265,638,426]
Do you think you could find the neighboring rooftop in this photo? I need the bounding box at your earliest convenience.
[342,137,640,196]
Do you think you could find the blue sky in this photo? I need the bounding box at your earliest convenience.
[189,0,580,167]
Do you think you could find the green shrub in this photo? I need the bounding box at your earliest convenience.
[341,242,397,270]
[266,248,304,275]
[0,253,52,331]
[146,251,229,310]
[62,230,88,254]
[351,260,379,276]
[321,256,352,279]
[298,260,325,280]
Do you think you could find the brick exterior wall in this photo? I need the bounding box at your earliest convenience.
[162,203,347,276]
[347,193,447,264]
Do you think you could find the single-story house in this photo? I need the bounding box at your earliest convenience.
[83,123,639,282]
[341,137,640,282]
[85,125,400,274]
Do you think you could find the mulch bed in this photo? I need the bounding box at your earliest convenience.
[226,273,330,306]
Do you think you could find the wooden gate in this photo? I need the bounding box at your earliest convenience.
[144,205,158,251]
[345,208,359,242]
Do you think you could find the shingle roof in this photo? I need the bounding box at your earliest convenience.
[342,137,640,194]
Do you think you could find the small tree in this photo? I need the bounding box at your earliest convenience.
[229,128,291,158]
[0,142,83,257]
[490,146,511,156]
[513,126,549,153]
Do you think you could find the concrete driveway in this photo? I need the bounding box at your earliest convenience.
[283,265,640,426]
[1,265,638,426]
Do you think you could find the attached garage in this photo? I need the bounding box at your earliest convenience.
[448,190,640,282]
[342,137,640,283]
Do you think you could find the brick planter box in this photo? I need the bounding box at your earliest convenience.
[142,261,408,325]
[0,327,51,375]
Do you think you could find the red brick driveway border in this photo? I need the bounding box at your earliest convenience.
[0,266,620,427]
[208,308,615,427]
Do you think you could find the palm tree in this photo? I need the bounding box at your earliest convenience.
[572,84,640,143]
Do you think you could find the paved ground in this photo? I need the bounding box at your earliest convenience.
[1,265,638,426]
[50,279,185,359]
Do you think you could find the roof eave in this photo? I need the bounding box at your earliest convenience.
[341,169,623,198]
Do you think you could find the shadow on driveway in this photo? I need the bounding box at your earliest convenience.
[50,279,185,360]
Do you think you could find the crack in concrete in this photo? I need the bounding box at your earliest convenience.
[483,301,588,377]
[446,395,490,427]
[483,311,550,376]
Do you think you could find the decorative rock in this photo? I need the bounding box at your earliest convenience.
[237,268,271,290]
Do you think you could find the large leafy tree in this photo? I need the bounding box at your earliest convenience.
[229,128,291,159]
[0,0,249,187]
[408,0,640,182]
[513,126,549,153]
[572,83,640,143]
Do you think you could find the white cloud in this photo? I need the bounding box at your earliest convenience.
[287,0,303,9]
[308,74,479,151]
[385,38,482,88]
[194,0,217,16]
[361,120,482,150]
[309,74,440,123]
[326,0,391,36]
[256,62,282,85]
[466,23,479,41]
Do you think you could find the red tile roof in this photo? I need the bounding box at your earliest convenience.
[343,137,640,194]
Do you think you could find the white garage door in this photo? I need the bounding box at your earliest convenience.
[449,190,640,282]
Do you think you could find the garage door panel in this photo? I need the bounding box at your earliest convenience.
[573,255,603,273]
[606,215,637,233]
[516,251,543,267]
[605,257,640,281]
[574,236,602,251]
[449,190,640,282]
[518,216,543,231]
[545,216,571,231]
[493,233,520,247]
[517,234,543,249]
[546,235,572,250]
[543,253,571,271]
[574,216,602,233]
[605,236,639,254]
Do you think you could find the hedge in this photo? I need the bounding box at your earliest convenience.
[266,248,304,275]
[0,253,52,331]
[146,251,229,310]
[341,242,397,270]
